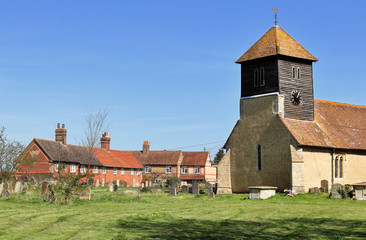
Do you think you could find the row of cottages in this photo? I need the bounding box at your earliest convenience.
[131,141,217,184]
[18,124,143,187]
[18,124,217,185]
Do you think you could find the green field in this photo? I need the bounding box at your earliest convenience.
[0,188,365,239]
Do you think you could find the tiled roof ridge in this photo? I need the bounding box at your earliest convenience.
[315,99,366,109]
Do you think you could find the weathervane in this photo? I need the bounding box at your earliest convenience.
[272,7,278,25]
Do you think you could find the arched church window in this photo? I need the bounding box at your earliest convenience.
[260,67,265,86]
[339,156,343,178]
[254,68,259,87]
[335,156,338,178]
[297,68,301,79]
[292,67,296,79]
[257,144,262,171]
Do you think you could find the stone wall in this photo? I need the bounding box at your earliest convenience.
[217,149,232,194]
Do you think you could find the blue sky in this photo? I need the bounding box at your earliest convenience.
[1,1,366,156]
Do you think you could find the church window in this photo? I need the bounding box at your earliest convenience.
[257,144,262,171]
[339,156,343,178]
[335,156,338,178]
[292,67,296,79]
[254,68,259,87]
[260,67,265,86]
[297,68,301,79]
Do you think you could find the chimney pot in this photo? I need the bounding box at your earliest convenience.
[101,132,111,150]
[55,123,67,144]
[57,123,60,128]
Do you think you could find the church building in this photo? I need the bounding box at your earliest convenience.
[217,24,366,194]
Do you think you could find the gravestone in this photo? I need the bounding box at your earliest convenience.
[205,182,213,194]
[1,183,10,199]
[141,183,145,188]
[41,182,48,195]
[149,181,152,187]
[209,191,215,198]
[101,178,105,187]
[95,179,100,188]
[309,187,320,194]
[330,183,343,199]
[45,185,56,203]
[8,176,17,193]
[169,187,177,196]
[145,181,148,187]
[114,184,118,192]
[116,180,120,187]
[321,180,329,193]
[249,186,277,199]
[132,179,136,187]
[109,184,113,192]
[14,182,23,193]
[181,185,188,193]
[108,179,113,188]
[192,182,199,194]
[0,183,3,196]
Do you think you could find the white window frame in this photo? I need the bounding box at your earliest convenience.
[93,166,98,174]
[137,169,141,175]
[194,166,200,175]
[55,163,59,173]
[121,168,124,175]
[145,166,151,173]
[131,168,134,175]
[70,164,76,173]
[113,167,117,175]
[80,165,86,173]
[166,166,172,174]
[182,166,188,174]
[102,167,106,174]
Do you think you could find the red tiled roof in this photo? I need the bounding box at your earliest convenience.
[236,25,318,63]
[181,152,209,166]
[131,151,182,166]
[109,150,143,169]
[180,175,205,180]
[280,100,366,150]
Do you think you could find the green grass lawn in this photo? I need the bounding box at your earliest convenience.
[0,188,366,240]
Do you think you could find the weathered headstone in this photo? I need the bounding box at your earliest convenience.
[45,185,56,203]
[101,178,105,187]
[95,179,100,188]
[148,181,152,187]
[321,180,329,193]
[41,182,48,195]
[108,179,113,188]
[116,180,120,187]
[14,182,23,193]
[1,183,10,199]
[205,182,213,194]
[8,176,17,193]
[141,183,145,188]
[109,184,113,192]
[309,187,320,194]
[169,187,177,196]
[145,181,148,187]
[192,182,199,194]
[114,184,118,192]
[0,183,3,196]
[209,191,215,198]
[330,183,343,199]
[181,185,188,193]
[132,179,136,187]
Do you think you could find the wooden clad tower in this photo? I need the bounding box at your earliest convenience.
[236,25,318,120]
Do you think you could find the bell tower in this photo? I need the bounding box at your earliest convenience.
[236,25,318,121]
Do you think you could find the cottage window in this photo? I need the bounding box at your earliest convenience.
[194,166,200,174]
[131,168,134,175]
[166,166,172,174]
[137,169,141,175]
[102,167,106,174]
[70,164,76,173]
[55,163,59,173]
[257,145,262,171]
[254,68,259,87]
[113,167,117,175]
[80,165,86,173]
[121,168,124,175]
[182,166,188,174]
[260,67,265,86]
[145,166,151,173]
[93,166,98,174]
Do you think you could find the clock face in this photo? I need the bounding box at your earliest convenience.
[291,90,302,105]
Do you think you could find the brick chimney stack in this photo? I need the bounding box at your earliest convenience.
[143,141,150,154]
[55,123,67,145]
[100,132,111,150]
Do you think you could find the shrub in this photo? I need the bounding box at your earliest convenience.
[166,177,181,188]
